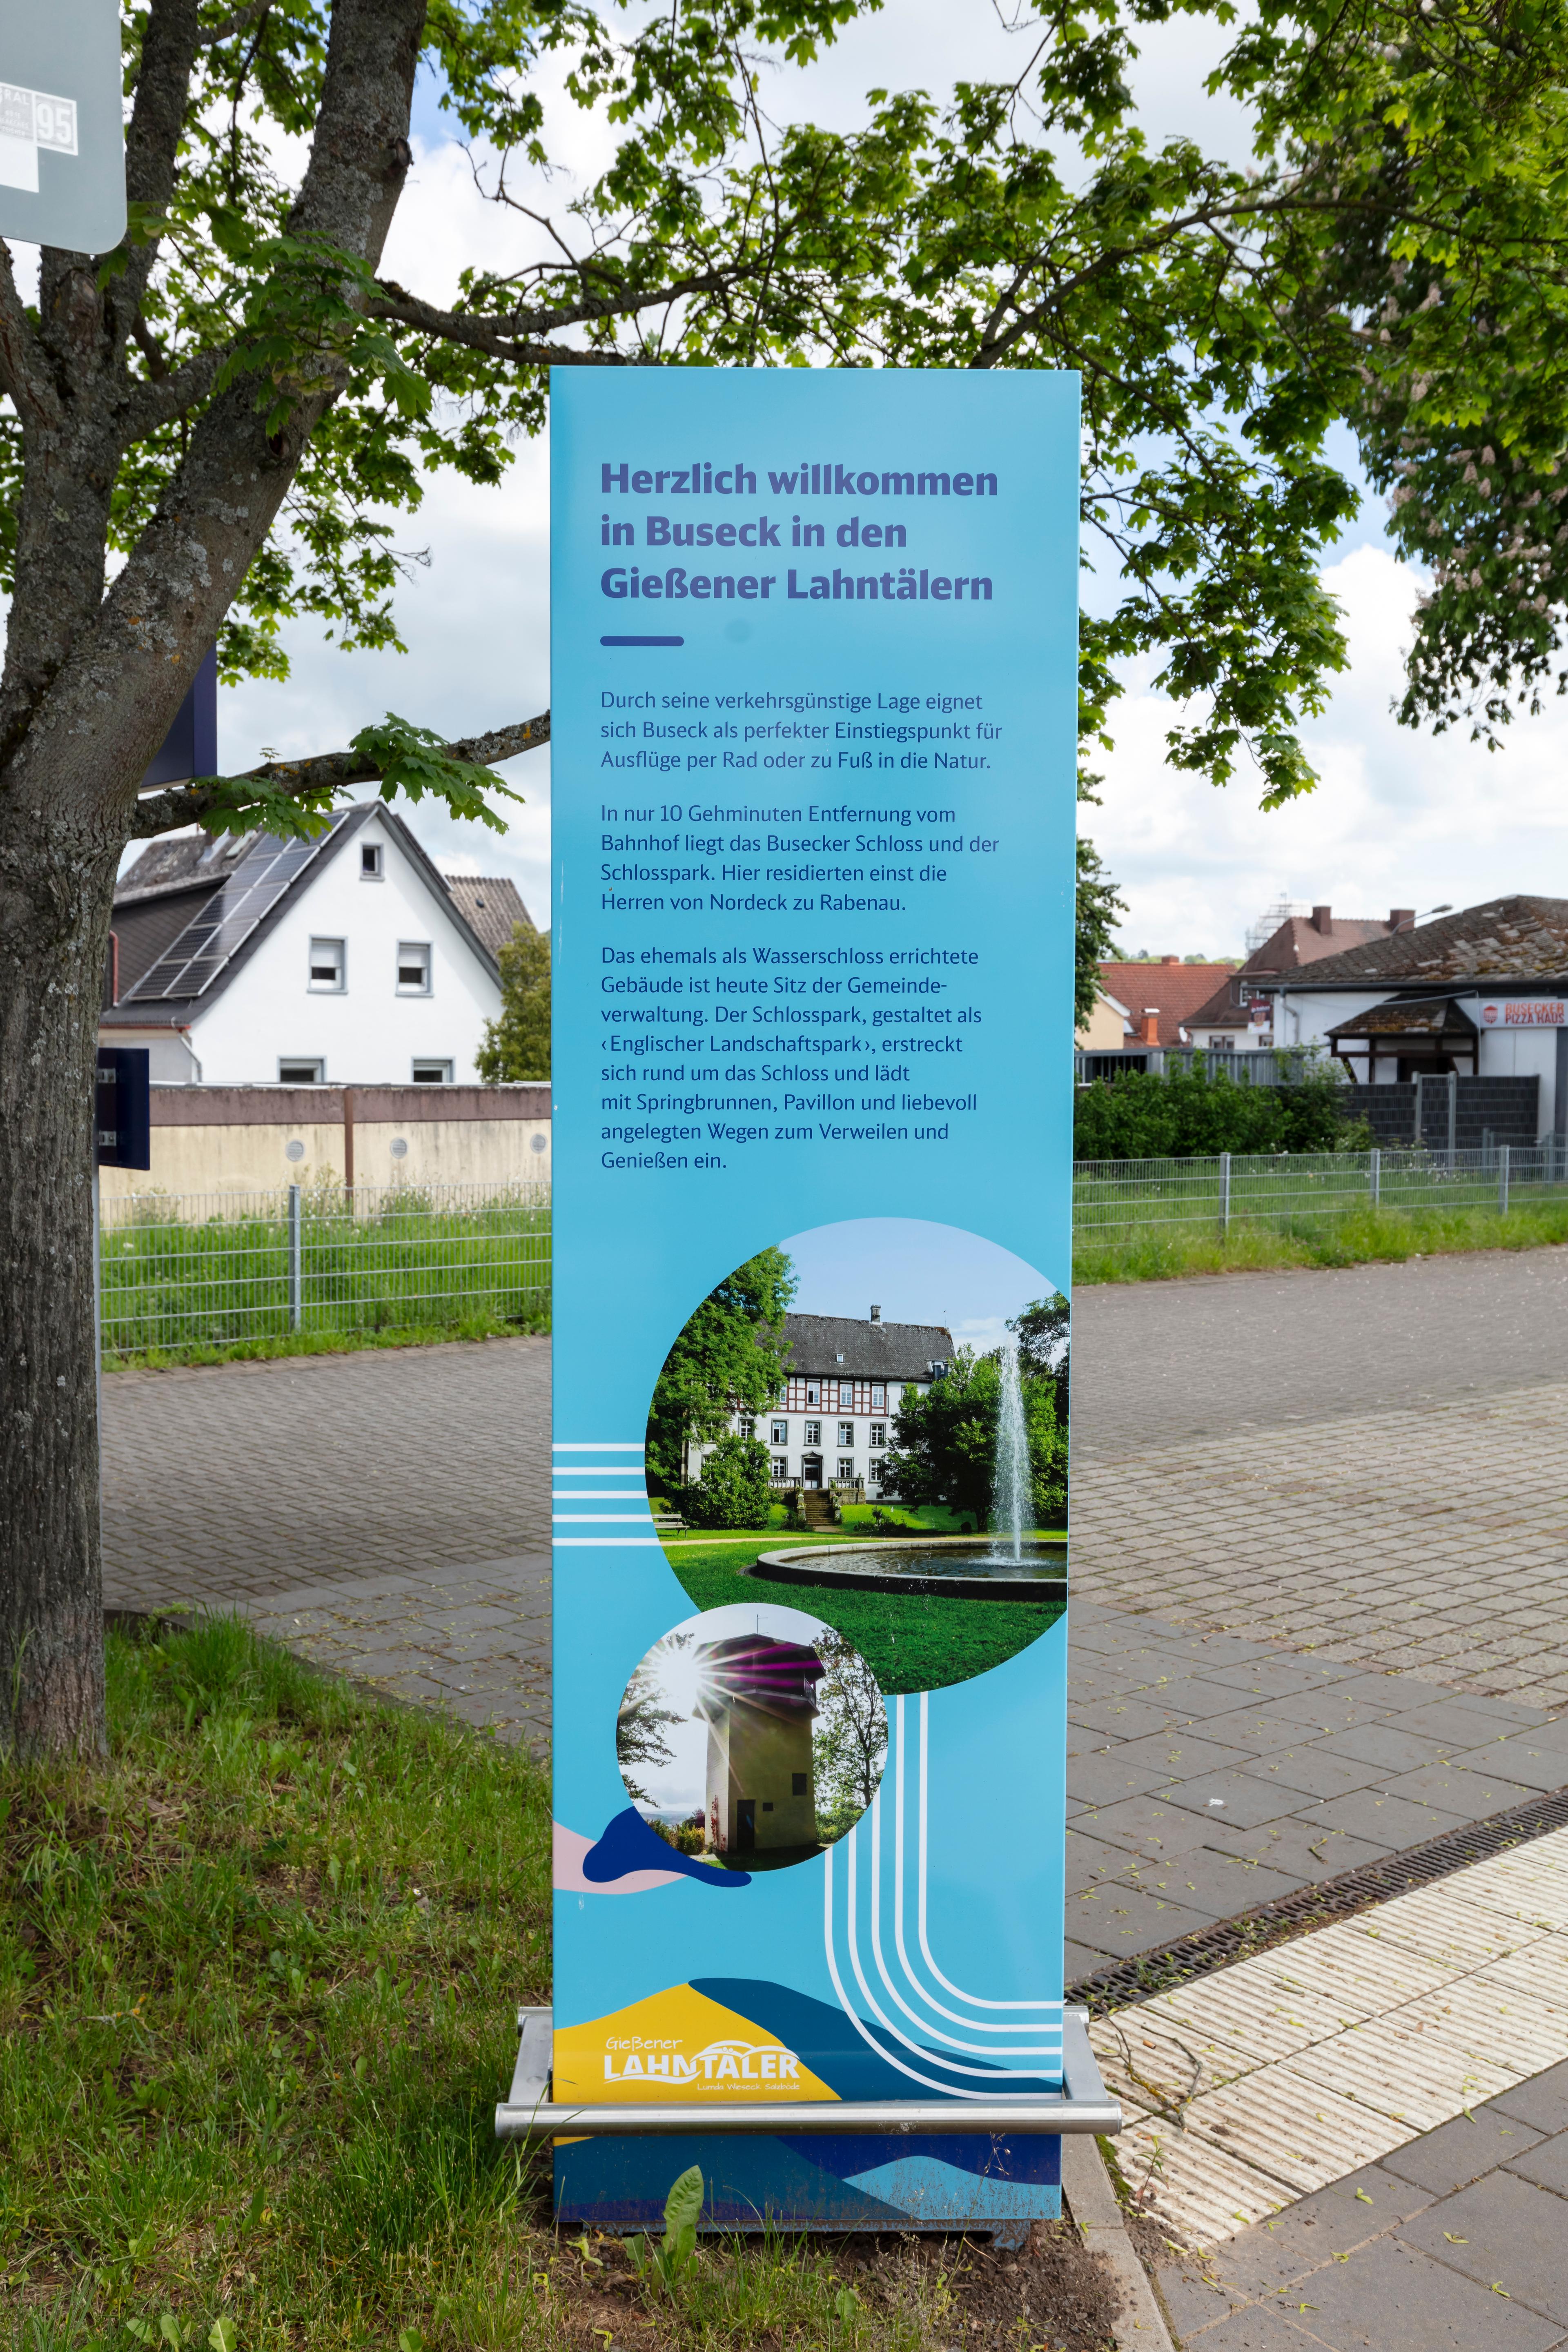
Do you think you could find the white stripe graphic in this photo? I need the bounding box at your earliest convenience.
[867,1771,1060,2058]
[553,1442,645,1452]
[889,1698,1060,2039]
[822,1838,993,2099]
[915,1693,1061,2013]
[552,1537,662,1548]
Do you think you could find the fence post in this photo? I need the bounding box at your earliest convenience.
[287,1182,302,1332]
[1218,1150,1231,1237]
[1413,1070,1424,1148]
[1446,1071,1457,1166]
[1369,1147,1380,1209]
[1499,1143,1510,1218]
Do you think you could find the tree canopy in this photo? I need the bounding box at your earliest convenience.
[882,1348,1065,1528]
[644,1247,797,1495]
[477,922,550,1082]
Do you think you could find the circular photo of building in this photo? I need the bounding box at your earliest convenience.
[615,1601,887,1873]
[644,1217,1069,1697]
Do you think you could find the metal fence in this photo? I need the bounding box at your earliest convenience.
[1075,1047,1307,1085]
[98,1179,550,1356]
[1072,1144,1568,1246]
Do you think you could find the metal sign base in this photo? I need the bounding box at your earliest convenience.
[499,2007,1120,2240]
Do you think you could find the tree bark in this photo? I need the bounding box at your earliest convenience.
[0,792,120,1755]
[0,0,430,1755]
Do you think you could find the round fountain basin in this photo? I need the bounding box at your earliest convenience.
[747,1537,1066,1604]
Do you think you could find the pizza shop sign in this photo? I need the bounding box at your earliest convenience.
[1476,1000,1567,1028]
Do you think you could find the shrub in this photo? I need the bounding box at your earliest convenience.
[678,1431,773,1530]
[1074,1056,1372,1160]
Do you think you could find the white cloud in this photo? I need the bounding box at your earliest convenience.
[1091,543,1568,958]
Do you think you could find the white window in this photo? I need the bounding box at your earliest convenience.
[737,1418,755,1440]
[361,841,383,880]
[871,1383,885,1411]
[771,1455,788,1482]
[771,1419,788,1446]
[837,1421,855,1447]
[397,940,432,994]
[309,937,344,991]
[411,1059,452,1084]
[869,1423,886,1448]
[279,1058,324,1084]
[804,1420,821,1446]
[805,1380,820,1407]
[837,1457,855,1482]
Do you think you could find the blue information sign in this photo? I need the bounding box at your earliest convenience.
[550,366,1080,2234]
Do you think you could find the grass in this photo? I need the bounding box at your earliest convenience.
[1073,1198,1568,1284]
[0,1621,1106,2352]
[98,1197,549,1366]
[0,1627,1006,2352]
[102,1315,548,1377]
[660,1537,1062,1694]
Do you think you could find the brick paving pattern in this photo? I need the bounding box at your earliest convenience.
[1154,2061,1568,2348]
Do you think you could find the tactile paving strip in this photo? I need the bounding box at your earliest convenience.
[1092,1823,1568,2250]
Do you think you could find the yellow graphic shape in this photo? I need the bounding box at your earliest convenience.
[554,1983,838,2105]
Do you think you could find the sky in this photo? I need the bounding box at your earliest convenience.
[780,1216,1057,1353]
[102,3,1568,950]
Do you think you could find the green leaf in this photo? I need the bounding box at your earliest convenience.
[207,2322,238,2352]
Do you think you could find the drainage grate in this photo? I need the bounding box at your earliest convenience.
[1067,1780,1568,2016]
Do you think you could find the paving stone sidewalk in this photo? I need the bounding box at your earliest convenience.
[1153,2060,1568,2349]
[1063,1597,1565,1982]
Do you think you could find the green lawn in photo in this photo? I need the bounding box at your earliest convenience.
[659,1536,1064,1694]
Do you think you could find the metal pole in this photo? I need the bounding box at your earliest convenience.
[1499,1143,1510,1218]
[287,1182,302,1332]
[1447,1070,1457,1166]
[1414,1071,1424,1149]
[1370,1147,1381,1209]
[1218,1150,1231,1237]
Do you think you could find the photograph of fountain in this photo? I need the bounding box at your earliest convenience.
[647,1218,1068,1691]
[615,1601,888,1873]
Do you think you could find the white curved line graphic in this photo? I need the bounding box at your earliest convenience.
[888,1699,1060,2039]
[822,1835,994,2098]
[843,1823,1056,2082]
[916,1693,1062,2011]
[866,1767,1060,2059]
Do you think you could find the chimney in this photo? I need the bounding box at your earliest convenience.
[870,1304,881,1323]
[1312,905,1332,934]
[1389,907,1415,932]
[1140,1009,1160,1046]
[1161,953,1180,965]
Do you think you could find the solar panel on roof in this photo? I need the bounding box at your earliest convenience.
[122,831,328,1001]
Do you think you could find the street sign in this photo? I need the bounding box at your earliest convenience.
[546,366,1085,2236]
[0,0,125,251]
[95,1047,150,1169]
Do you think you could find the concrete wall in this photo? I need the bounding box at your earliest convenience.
[97,1082,551,1203]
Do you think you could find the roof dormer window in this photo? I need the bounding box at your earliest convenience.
[361,841,383,880]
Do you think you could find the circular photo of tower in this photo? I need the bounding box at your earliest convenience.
[615,1601,887,1873]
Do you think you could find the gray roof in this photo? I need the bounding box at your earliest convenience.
[105,803,499,1021]
[1329,996,1479,1038]
[443,873,535,955]
[781,1312,954,1382]
[1257,896,1568,991]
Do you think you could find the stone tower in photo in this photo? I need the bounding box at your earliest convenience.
[697,1633,824,1858]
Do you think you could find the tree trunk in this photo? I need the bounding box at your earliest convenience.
[0,785,120,1756]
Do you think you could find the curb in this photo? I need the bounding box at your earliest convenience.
[1062,2136,1178,2350]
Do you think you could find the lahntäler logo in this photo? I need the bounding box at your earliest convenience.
[602,2035,802,2086]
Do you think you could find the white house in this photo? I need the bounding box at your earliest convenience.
[1258,894,1568,1142]
[686,1305,955,1501]
[102,803,534,1084]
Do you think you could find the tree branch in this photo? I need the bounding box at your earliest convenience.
[367,261,761,356]
[198,1,272,43]
[0,239,54,428]
[121,345,227,438]
[129,709,551,836]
